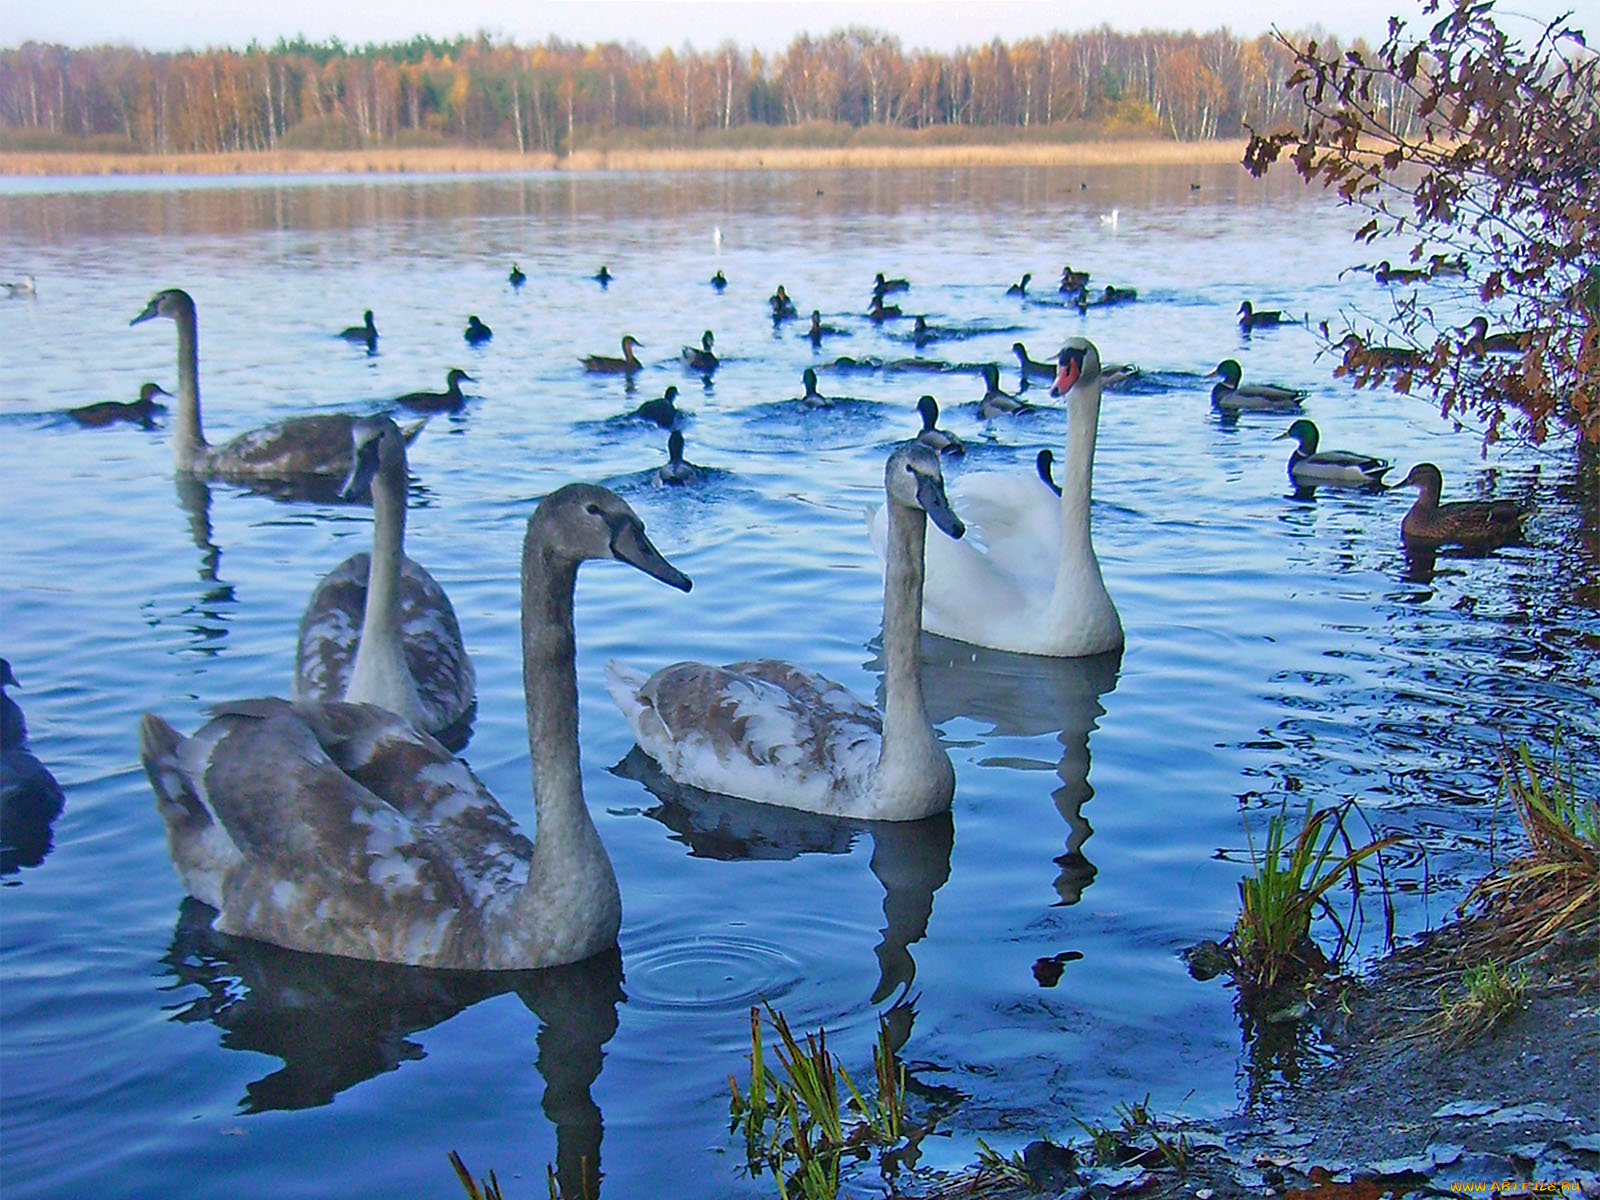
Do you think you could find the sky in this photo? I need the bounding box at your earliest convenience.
[0,0,1585,55]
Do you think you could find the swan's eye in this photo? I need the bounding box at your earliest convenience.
[586,503,602,516]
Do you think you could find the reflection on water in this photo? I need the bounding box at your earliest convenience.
[161,898,621,1197]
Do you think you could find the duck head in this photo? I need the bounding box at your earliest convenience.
[1396,462,1443,500]
[1205,359,1244,389]
[1275,418,1320,452]
[916,394,940,431]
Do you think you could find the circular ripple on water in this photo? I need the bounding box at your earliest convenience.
[624,934,806,1012]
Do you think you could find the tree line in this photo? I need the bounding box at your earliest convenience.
[0,26,1419,155]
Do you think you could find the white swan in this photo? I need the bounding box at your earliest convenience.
[605,441,965,821]
[293,416,476,739]
[869,337,1122,658]
[132,288,417,479]
[137,484,692,969]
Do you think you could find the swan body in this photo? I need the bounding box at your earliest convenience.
[294,416,475,738]
[133,288,405,478]
[339,310,377,345]
[464,316,493,346]
[607,442,963,821]
[1397,463,1524,549]
[69,382,169,428]
[1276,419,1390,487]
[658,430,699,485]
[632,386,681,429]
[3,275,36,298]
[1208,359,1306,411]
[681,331,718,372]
[395,369,474,413]
[915,395,964,455]
[582,335,643,374]
[978,363,1031,417]
[139,484,691,969]
[871,338,1122,658]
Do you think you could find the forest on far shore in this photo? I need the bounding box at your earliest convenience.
[0,25,1411,157]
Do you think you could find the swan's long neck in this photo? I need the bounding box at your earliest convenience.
[345,458,421,720]
[1055,378,1104,587]
[876,499,944,797]
[519,536,608,872]
[171,303,207,471]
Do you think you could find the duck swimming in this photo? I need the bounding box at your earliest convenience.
[872,272,910,296]
[339,310,378,345]
[658,430,700,485]
[711,269,727,291]
[593,265,613,286]
[631,386,681,429]
[139,484,691,969]
[1012,342,1055,381]
[978,363,1031,417]
[868,294,902,322]
[1238,300,1294,331]
[606,441,963,821]
[871,338,1122,658]
[509,263,526,288]
[807,310,840,347]
[1396,463,1524,549]
[1373,260,1426,285]
[68,382,169,428]
[1275,419,1390,487]
[1461,316,1525,356]
[3,275,36,299]
[1059,266,1091,294]
[295,416,476,740]
[133,288,402,480]
[582,335,644,374]
[799,367,831,408]
[681,330,718,373]
[1207,359,1306,412]
[1035,449,1062,495]
[914,394,964,455]
[1006,273,1031,297]
[464,316,493,346]
[770,285,797,320]
[394,369,474,413]
[2,658,64,870]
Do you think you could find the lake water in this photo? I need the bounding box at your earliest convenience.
[2,164,1595,1199]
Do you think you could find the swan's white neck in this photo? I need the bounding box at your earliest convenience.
[875,498,950,814]
[1055,377,1102,572]
[344,457,424,723]
[170,302,207,471]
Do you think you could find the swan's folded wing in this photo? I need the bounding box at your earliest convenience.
[397,558,477,724]
[950,471,1061,590]
[213,414,354,477]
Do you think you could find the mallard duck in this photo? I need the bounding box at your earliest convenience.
[1238,300,1294,330]
[799,367,831,408]
[339,310,377,345]
[1012,342,1055,380]
[68,382,170,428]
[464,315,493,346]
[631,386,680,429]
[1428,253,1469,278]
[1036,449,1062,496]
[915,395,964,455]
[139,484,691,969]
[770,285,797,320]
[1006,273,1031,296]
[872,272,910,296]
[1461,316,1525,356]
[807,310,840,347]
[394,369,474,413]
[1396,463,1524,549]
[294,417,475,740]
[1335,334,1425,371]
[509,263,526,288]
[1,658,64,871]
[1207,359,1306,411]
[1374,260,1427,284]
[978,363,1031,417]
[681,330,718,372]
[582,335,644,374]
[593,265,613,285]
[133,288,406,479]
[711,269,727,291]
[1059,266,1091,293]
[1275,419,1390,487]
[911,316,940,349]
[868,294,902,322]
[658,430,700,485]
[606,442,963,821]
[870,338,1122,658]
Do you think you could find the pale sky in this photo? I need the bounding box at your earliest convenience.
[0,0,1585,54]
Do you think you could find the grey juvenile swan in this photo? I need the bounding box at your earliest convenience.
[138,485,692,969]
[294,416,476,739]
[133,288,412,480]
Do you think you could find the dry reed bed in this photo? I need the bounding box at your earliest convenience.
[1,139,1247,177]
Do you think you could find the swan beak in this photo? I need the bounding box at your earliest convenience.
[612,518,693,592]
[916,474,965,540]
[1050,358,1081,397]
[339,438,381,502]
[130,298,161,325]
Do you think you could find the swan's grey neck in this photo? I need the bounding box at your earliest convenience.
[172,301,207,470]
[878,498,939,777]
[345,455,420,719]
[519,533,595,857]
[1055,377,1103,575]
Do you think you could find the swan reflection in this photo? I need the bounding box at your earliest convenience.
[159,898,621,1197]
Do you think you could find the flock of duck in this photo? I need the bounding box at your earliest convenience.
[5,262,1529,976]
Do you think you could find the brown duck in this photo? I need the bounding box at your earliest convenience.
[1397,463,1524,549]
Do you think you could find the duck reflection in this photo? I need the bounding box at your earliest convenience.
[894,636,1121,907]
[160,897,621,1198]
[613,748,953,1012]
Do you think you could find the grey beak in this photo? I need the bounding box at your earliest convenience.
[916,473,965,540]
[611,517,692,592]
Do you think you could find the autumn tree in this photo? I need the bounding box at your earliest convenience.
[1244,0,1599,446]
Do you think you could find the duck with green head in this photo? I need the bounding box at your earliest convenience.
[1207,359,1306,412]
[1275,419,1390,487]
